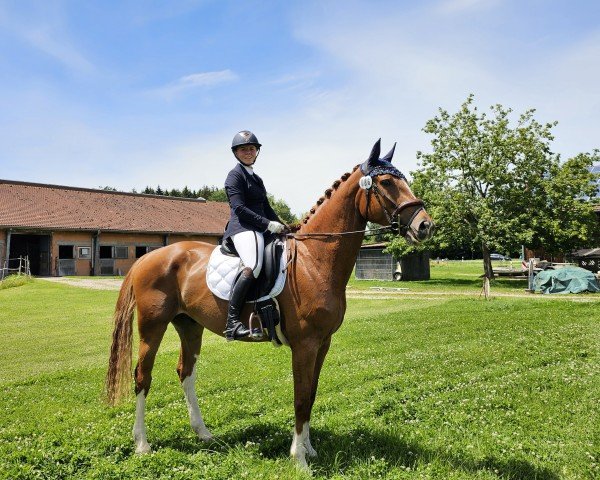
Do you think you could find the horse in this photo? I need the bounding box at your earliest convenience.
[105,139,434,469]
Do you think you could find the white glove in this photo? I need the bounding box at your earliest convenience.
[267,221,285,233]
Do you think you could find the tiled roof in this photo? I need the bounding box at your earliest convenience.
[0,180,229,235]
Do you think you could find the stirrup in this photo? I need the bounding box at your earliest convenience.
[249,312,264,340]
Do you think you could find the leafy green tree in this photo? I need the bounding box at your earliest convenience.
[267,194,297,224]
[136,183,297,223]
[534,151,600,255]
[412,95,599,280]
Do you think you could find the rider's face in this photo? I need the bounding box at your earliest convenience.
[235,145,258,165]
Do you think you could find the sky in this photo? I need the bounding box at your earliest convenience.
[0,0,599,215]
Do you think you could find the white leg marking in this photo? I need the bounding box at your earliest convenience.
[290,421,311,470]
[182,359,213,441]
[305,423,317,458]
[133,390,151,454]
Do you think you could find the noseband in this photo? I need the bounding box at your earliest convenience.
[361,167,425,236]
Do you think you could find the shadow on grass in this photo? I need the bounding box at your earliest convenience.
[157,423,559,480]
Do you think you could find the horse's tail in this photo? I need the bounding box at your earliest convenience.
[105,268,136,406]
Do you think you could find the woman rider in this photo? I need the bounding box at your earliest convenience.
[222,130,286,341]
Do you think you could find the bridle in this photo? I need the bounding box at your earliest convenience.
[287,168,425,239]
[364,177,425,236]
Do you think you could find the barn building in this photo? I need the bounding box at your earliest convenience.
[0,180,230,278]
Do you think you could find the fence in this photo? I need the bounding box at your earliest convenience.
[0,256,31,279]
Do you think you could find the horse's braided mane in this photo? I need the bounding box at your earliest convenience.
[289,165,360,232]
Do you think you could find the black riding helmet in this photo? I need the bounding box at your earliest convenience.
[231,130,262,152]
[232,130,261,165]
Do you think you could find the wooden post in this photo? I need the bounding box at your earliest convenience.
[527,259,535,292]
[93,231,101,276]
[18,256,22,276]
[4,230,12,278]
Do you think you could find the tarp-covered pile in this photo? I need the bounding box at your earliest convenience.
[533,267,600,294]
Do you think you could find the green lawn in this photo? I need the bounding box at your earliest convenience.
[349,259,531,294]
[0,278,598,479]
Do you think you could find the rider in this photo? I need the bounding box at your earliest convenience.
[223,130,286,341]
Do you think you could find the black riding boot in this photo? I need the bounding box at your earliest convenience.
[225,267,254,341]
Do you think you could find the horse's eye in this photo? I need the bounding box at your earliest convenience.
[380,179,392,187]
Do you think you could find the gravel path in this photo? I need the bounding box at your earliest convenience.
[36,278,599,301]
[38,277,123,290]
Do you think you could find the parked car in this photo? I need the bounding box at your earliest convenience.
[490,253,506,261]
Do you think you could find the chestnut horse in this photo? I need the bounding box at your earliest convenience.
[106,140,433,469]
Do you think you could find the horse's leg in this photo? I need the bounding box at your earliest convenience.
[172,314,213,441]
[304,335,332,458]
[133,315,169,454]
[289,338,321,470]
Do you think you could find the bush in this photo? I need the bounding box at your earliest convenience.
[0,274,33,290]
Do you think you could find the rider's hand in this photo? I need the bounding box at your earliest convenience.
[267,221,285,233]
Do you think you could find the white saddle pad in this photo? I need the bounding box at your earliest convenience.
[206,243,287,302]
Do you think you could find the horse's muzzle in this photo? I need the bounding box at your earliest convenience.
[416,220,434,241]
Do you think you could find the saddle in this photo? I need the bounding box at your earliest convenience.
[206,236,288,346]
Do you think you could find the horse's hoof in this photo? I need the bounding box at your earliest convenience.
[135,443,152,454]
[192,424,214,442]
[293,458,311,474]
[197,432,214,442]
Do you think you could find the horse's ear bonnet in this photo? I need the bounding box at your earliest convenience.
[360,139,406,180]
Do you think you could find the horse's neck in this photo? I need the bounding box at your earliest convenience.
[297,170,367,288]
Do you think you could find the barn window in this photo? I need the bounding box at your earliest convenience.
[58,245,74,259]
[78,246,91,259]
[100,245,129,259]
[136,246,161,258]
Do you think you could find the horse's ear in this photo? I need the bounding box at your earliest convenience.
[381,142,396,163]
[367,139,381,166]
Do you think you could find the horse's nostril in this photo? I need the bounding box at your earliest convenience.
[417,221,433,240]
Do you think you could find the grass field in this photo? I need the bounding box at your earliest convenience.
[0,266,598,479]
[348,259,530,294]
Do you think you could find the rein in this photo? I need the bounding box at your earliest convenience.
[286,224,396,239]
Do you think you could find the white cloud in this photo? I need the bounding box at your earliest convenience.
[0,2,95,74]
[148,70,239,100]
[21,27,95,74]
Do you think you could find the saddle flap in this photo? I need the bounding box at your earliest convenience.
[206,240,286,302]
[256,238,285,298]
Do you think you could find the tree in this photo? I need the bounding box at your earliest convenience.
[267,194,297,224]
[534,151,600,255]
[412,95,599,282]
[137,183,298,223]
[181,186,193,198]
